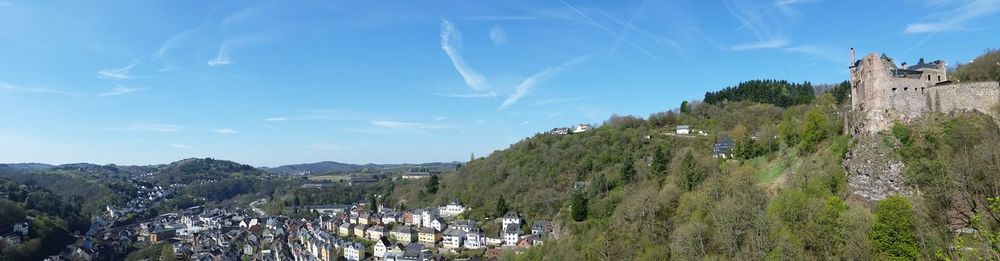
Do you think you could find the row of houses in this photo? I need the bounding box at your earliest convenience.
[550,123,593,135]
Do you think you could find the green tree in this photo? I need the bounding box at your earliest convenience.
[621,156,636,183]
[870,196,918,260]
[680,101,690,114]
[678,150,701,191]
[814,196,848,257]
[831,80,851,105]
[426,175,439,194]
[369,195,378,212]
[779,118,800,147]
[651,146,671,177]
[495,197,509,218]
[571,191,589,222]
[799,109,829,152]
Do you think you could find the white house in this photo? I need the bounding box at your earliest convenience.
[382,212,402,225]
[345,242,366,261]
[465,230,485,249]
[441,228,466,249]
[438,199,466,217]
[503,224,521,246]
[572,124,593,133]
[420,208,438,228]
[12,222,29,236]
[502,211,521,230]
[451,220,478,233]
[431,217,447,232]
[374,237,392,259]
[485,236,503,247]
[410,209,424,228]
[676,125,690,135]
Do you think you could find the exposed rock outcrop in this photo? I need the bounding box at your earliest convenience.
[843,135,912,201]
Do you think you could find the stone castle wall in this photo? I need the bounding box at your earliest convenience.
[849,52,1000,134]
[928,82,1000,116]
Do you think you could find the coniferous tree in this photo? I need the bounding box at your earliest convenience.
[621,156,636,183]
[426,175,439,194]
[571,192,588,222]
[678,150,701,191]
[495,197,509,217]
[652,147,671,177]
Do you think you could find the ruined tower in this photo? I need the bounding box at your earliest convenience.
[848,50,1000,135]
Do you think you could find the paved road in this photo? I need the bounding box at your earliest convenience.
[250,198,267,216]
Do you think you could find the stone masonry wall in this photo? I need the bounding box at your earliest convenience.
[850,52,1000,134]
[929,82,1000,117]
[850,53,939,134]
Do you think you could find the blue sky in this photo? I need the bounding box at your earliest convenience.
[1,0,998,166]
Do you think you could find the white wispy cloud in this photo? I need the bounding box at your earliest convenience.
[558,0,660,60]
[0,82,74,95]
[370,120,452,130]
[433,92,496,98]
[212,128,238,134]
[731,37,788,51]
[99,83,148,96]
[593,7,687,57]
[519,121,531,126]
[263,117,289,122]
[500,55,591,110]
[169,144,193,149]
[490,25,508,46]
[725,0,812,51]
[0,2,14,7]
[208,43,233,67]
[222,3,268,29]
[441,19,491,92]
[433,116,447,122]
[605,1,650,59]
[124,124,183,133]
[156,26,203,58]
[904,0,1000,34]
[98,59,142,80]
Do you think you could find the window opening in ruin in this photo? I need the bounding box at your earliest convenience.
[938,76,941,81]
[927,75,931,81]
[892,88,897,92]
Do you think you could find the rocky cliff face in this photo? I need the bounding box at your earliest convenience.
[843,135,912,201]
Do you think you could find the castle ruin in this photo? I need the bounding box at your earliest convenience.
[847,49,1000,135]
[844,49,1000,201]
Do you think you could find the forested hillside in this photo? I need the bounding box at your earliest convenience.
[0,177,89,260]
[393,67,1000,259]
